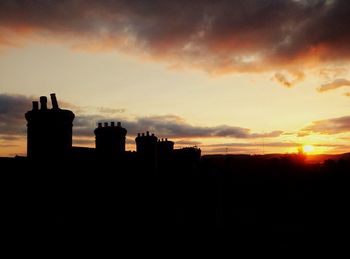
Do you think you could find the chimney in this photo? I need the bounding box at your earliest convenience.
[111,122,115,127]
[50,93,59,110]
[146,131,150,136]
[32,101,39,111]
[40,96,47,110]
[117,122,121,127]
[98,123,102,128]
[137,133,140,137]
[104,122,108,127]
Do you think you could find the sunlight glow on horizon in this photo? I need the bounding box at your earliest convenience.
[303,145,315,154]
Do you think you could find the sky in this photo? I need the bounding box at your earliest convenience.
[1,0,350,156]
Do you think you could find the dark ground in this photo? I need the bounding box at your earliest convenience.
[2,154,350,250]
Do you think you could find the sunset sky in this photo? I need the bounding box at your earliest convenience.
[1,0,350,156]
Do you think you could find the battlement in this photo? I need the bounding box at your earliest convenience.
[94,121,127,156]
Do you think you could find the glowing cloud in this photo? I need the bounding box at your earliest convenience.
[1,0,350,74]
[318,78,350,92]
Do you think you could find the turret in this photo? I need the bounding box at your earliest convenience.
[135,131,158,170]
[156,138,175,167]
[25,93,75,159]
[94,121,127,157]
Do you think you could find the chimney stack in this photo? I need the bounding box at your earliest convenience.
[104,122,108,127]
[50,93,59,110]
[98,123,102,128]
[117,122,121,127]
[111,122,115,127]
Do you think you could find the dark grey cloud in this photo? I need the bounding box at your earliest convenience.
[302,115,350,134]
[1,0,350,73]
[74,114,283,139]
[0,93,32,136]
[0,93,265,139]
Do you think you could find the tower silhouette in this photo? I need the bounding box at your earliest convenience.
[157,138,174,164]
[94,121,127,157]
[25,93,75,159]
[135,131,158,169]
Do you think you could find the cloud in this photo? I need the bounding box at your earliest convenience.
[1,1,350,73]
[175,140,202,146]
[73,113,283,139]
[72,137,94,146]
[97,107,125,114]
[0,93,283,151]
[205,142,299,148]
[119,115,283,139]
[318,78,350,92]
[0,93,32,136]
[302,115,350,135]
[273,70,305,88]
[202,141,300,154]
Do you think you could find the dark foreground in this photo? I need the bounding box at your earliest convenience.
[2,154,350,249]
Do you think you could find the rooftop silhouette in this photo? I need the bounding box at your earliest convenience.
[1,93,350,249]
[24,93,201,167]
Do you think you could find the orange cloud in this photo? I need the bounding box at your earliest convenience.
[302,116,350,135]
[318,78,350,92]
[273,70,305,88]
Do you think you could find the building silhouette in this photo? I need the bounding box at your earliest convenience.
[24,93,201,166]
[94,121,127,157]
[135,131,158,169]
[4,93,350,246]
[25,93,75,159]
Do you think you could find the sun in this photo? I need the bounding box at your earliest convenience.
[302,145,314,154]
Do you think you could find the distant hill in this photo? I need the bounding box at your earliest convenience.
[202,152,350,164]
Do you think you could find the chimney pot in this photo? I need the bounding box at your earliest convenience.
[111,122,115,127]
[98,123,102,128]
[40,96,47,110]
[117,122,121,127]
[104,122,108,127]
[50,93,59,109]
[32,101,39,111]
